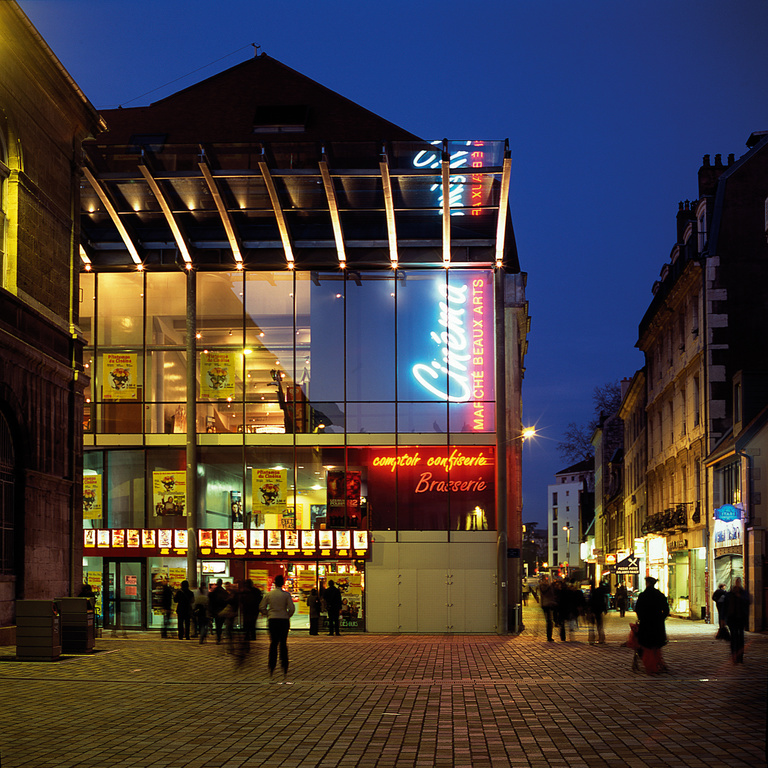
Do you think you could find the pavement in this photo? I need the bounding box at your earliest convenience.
[1,604,765,768]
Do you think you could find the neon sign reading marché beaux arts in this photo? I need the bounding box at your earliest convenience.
[411,275,493,431]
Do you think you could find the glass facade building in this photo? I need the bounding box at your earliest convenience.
[77,56,528,633]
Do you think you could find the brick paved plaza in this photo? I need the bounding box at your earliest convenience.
[1,605,765,767]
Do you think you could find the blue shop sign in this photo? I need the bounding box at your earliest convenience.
[714,503,742,522]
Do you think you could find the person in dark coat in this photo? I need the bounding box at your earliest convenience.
[725,577,750,663]
[324,580,343,636]
[174,580,194,640]
[238,579,263,641]
[209,578,229,643]
[538,575,557,642]
[588,579,608,644]
[712,583,728,637]
[615,582,628,618]
[306,588,321,636]
[160,579,174,638]
[634,576,670,673]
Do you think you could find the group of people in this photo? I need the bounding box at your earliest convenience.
[161,578,264,645]
[535,575,611,644]
[159,576,346,680]
[712,577,750,663]
[534,571,752,673]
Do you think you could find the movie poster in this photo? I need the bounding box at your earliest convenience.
[230,490,243,527]
[83,474,102,519]
[326,470,361,528]
[200,351,236,399]
[252,468,287,514]
[102,353,137,400]
[152,470,187,516]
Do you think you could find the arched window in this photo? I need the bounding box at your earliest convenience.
[0,410,15,575]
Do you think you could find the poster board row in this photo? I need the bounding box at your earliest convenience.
[84,528,369,554]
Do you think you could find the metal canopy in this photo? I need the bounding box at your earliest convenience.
[80,140,515,272]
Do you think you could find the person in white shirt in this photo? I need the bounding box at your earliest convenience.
[259,574,295,678]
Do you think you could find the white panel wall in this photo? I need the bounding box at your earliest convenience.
[366,531,498,633]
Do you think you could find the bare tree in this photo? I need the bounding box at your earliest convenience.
[557,380,622,462]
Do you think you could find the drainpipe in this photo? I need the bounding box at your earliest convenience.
[186,268,198,587]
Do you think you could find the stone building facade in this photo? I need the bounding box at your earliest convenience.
[0,2,103,627]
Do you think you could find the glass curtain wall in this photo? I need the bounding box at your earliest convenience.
[81,268,496,532]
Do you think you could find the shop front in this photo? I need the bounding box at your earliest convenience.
[84,530,370,632]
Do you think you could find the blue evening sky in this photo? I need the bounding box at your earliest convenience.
[18,0,768,526]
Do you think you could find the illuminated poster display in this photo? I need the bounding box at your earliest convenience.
[152,471,187,516]
[200,351,236,399]
[83,474,102,519]
[102,353,137,400]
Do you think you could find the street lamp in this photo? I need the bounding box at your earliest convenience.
[562,521,572,575]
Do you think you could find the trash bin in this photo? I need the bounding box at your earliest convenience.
[15,600,61,661]
[56,597,96,653]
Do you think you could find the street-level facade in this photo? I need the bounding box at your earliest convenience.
[77,54,529,633]
[626,138,768,627]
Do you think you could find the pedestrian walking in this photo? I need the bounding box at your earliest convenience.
[538,575,557,642]
[160,579,173,638]
[238,579,263,641]
[307,588,321,636]
[633,576,670,674]
[588,579,608,644]
[193,583,210,644]
[209,578,229,644]
[259,574,295,679]
[324,579,343,636]
[174,580,194,640]
[712,583,729,639]
[725,577,750,664]
[615,582,628,618]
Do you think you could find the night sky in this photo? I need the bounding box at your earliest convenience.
[18,0,768,527]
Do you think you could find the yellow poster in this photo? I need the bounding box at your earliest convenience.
[152,470,187,516]
[348,573,363,596]
[297,570,317,590]
[252,468,287,515]
[102,353,137,400]
[247,568,269,593]
[169,567,187,589]
[83,474,102,519]
[200,351,236,399]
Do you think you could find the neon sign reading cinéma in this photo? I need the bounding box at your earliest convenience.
[413,140,485,214]
[411,276,492,431]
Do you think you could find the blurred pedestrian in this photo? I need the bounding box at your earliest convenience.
[209,578,229,644]
[307,588,321,636]
[712,583,729,639]
[615,582,628,618]
[260,574,296,679]
[538,575,557,642]
[325,579,343,636]
[634,576,670,673]
[588,579,608,644]
[725,577,750,664]
[239,579,263,641]
[193,582,210,644]
[160,579,173,638]
[174,580,194,640]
